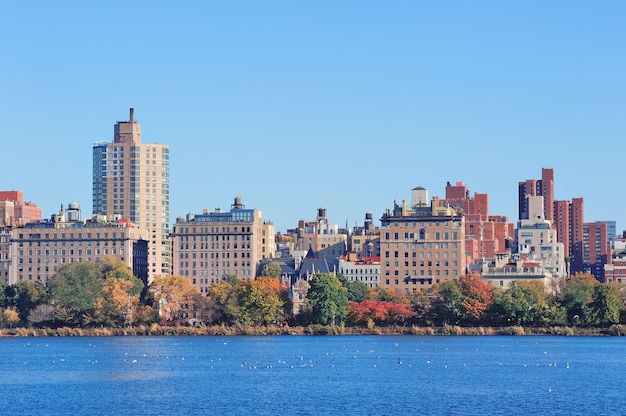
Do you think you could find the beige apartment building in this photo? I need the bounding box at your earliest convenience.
[170,197,275,293]
[93,108,170,281]
[379,188,466,294]
[294,208,347,258]
[4,203,149,285]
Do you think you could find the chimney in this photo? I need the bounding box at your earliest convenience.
[130,108,134,124]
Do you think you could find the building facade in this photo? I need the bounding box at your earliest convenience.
[0,190,42,227]
[170,197,275,293]
[339,254,380,288]
[379,191,465,294]
[440,181,515,261]
[294,208,347,258]
[514,195,566,278]
[92,108,170,281]
[3,203,149,285]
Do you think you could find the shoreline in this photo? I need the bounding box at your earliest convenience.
[1,324,624,337]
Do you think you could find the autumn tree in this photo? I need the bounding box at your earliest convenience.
[347,299,414,326]
[205,279,240,325]
[459,271,493,323]
[237,277,289,325]
[3,309,19,329]
[148,275,201,323]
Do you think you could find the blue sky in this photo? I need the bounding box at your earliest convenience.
[1,2,624,233]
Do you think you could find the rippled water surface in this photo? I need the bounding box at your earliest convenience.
[1,335,624,415]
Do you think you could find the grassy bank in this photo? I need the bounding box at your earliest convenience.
[1,323,625,337]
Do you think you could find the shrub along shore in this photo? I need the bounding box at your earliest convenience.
[1,324,625,337]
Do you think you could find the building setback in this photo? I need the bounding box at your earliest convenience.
[379,188,465,294]
[92,108,170,281]
[170,197,275,293]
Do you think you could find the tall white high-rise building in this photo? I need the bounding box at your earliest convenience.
[92,108,170,281]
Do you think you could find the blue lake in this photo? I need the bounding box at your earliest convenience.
[0,335,624,415]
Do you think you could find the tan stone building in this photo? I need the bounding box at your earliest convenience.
[4,203,149,285]
[92,108,170,281]
[379,188,465,294]
[170,197,275,293]
[294,208,347,258]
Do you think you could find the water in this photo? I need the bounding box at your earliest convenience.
[0,335,624,415]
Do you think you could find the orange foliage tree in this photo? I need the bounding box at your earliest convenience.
[347,299,414,326]
[459,271,494,323]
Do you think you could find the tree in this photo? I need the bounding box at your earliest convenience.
[587,284,622,327]
[347,299,414,326]
[3,309,19,328]
[28,304,56,327]
[93,277,141,327]
[263,263,282,279]
[148,275,201,323]
[49,262,103,310]
[237,277,289,325]
[488,281,550,326]
[560,273,597,326]
[459,271,493,323]
[4,280,48,321]
[426,280,465,326]
[307,274,348,325]
[337,275,368,303]
[206,279,240,325]
[98,255,144,295]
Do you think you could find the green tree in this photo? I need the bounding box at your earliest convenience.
[560,273,597,326]
[587,284,622,327]
[263,263,282,279]
[4,280,48,322]
[488,281,549,326]
[426,280,465,326]
[337,275,368,302]
[307,273,348,325]
[49,262,103,310]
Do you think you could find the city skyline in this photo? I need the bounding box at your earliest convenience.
[2,2,625,233]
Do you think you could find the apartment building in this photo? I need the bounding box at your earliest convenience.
[514,195,566,278]
[583,221,610,282]
[0,190,42,227]
[379,188,465,293]
[518,167,554,221]
[339,254,380,288]
[294,208,347,258]
[348,212,380,259]
[92,108,170,281]
[170,197,275,293]
[4,203,149,285]
[440,181,515,261]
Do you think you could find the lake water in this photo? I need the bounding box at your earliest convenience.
[0,335,624,415]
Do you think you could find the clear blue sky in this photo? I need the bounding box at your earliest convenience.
[1,2,624,233]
